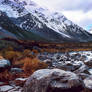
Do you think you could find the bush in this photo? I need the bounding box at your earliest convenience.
[14,58,26,68]
[23,58,48,75]
[22,49,35,58]
[23,49,31,56]
[0,70,11,81]
[0,70,25,82]
[3,51,22,63]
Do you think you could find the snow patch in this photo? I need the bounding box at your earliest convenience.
[0,4,19,18]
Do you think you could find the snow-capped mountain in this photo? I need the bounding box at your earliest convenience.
[0,0,92,42]
[89,28,92,34]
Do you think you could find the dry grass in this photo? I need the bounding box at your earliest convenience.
[0,70,12,82]
[23,58,48,75]
[3,51,22,62]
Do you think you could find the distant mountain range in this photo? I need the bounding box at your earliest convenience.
[0,0,92,43]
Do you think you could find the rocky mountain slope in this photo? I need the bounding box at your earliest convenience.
[0,0,92,42]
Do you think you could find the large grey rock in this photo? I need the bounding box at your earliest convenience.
[70,53,81,61]
[74,64,89,74]
[23,69,83,92]
[0,59,11,70]
[84,75,92,92]
[51,60,83,71]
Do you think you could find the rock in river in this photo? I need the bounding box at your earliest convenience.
[23,69,83,92]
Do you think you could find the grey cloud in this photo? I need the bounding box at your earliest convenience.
[53,0,92,12]
[34,0,92,12]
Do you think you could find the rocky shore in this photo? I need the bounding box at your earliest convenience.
[1,51,92,92]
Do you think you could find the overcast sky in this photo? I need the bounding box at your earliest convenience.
[33,0,92,30]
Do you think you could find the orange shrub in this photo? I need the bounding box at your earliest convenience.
[1,46,14,54]
[23,49,31,55]
[4,51,22,62]
[23,49,36,59]
[32,49,39,54]
[0,70,26,82]
[23,58,48,75]
[14,57,28,67]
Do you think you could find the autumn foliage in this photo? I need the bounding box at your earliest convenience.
[0,44,48,82]
[23,58,48,75]
[0,70,12,82]
[4,51,21,61]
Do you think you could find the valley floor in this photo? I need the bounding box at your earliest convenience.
[0,39,92,92]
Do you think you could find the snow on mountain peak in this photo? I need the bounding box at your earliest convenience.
[19,0,73,37]
[0,0,91,42]
[0,0,83,32]
[89,28,92,34]
[0,0,28,18]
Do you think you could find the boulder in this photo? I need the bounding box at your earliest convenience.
[78,73,89,80]
[0,85,22,92]
[11,68,24,73]
[0,59,11,71]
[59,55,70,61]
[14,78,27,87]
[80,55,87,61]
[23,69,83,92]
[84,58,92,68]
[43,59,52,67]
[84,75,92,92]
[52,60,83,71]
[53,54,61,61]
[70,53,81,61]
[38,55,52,61]
[0,85,13,92]
[8,86,22,92]
[88,69,92,75]
[74,64,88,74]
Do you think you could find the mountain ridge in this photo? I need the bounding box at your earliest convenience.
[0,0,92,43]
